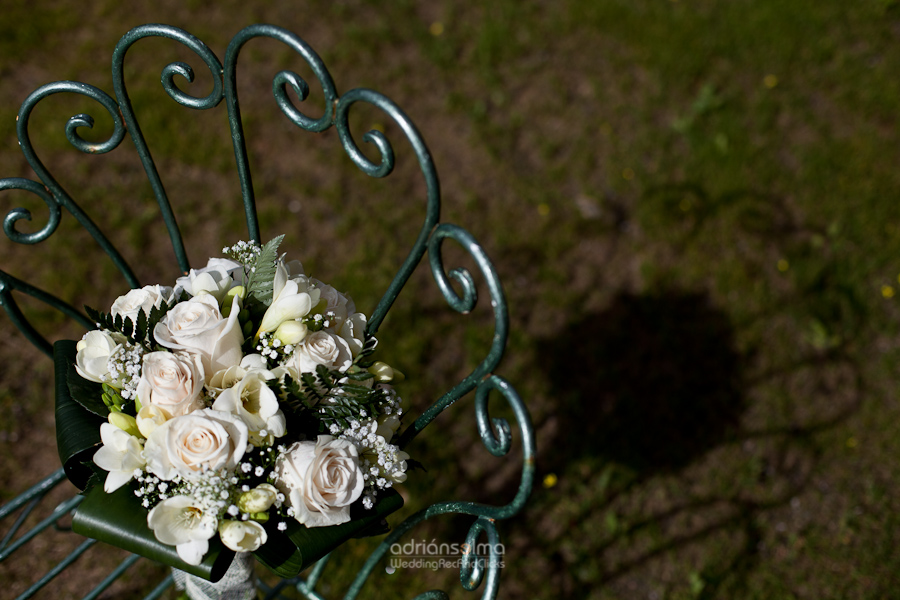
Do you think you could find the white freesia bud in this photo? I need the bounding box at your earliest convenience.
[258,285,312,337]
[240,353,268,371]
[236,483,278,513]
[376,415,401,443]
[148,496,218,565]
[274,321,308,346]
[75,330,124,384]
[256,261,319,337]
[108,412,141,439]
[367,361,404,383]
[218,520,268,553]
[136,404,169,438]
[93,423,145,492]
[221,286,245,317]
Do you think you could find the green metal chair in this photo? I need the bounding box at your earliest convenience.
[0,24,534,599]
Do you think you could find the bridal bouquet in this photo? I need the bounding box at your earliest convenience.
[62,237,408,572]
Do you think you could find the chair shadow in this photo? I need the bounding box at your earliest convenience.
[541,289,745,476]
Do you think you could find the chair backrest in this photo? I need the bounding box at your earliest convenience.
[0,23,534,599]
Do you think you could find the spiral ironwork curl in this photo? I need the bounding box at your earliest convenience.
[112,24,226,274]
[1,178,60,245]
[343,372,533,599]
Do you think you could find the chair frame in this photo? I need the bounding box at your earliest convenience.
[0,23,534,599]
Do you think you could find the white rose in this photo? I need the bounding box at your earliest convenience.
[218,520,268,553]
[273,435,364,527]
[144,409,249,480]
[93,422,146,492]
[154,294,244,381]
[136,352,205,419]
[148,495,217,565]
[175,258,242,303]
[336,312,367,357]
[292,331,353,375]
[110,285,173,322]
[75,330,124,384]
[311,279,355,323]
[212,369,286,443]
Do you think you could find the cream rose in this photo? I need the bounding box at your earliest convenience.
[110,285,173,323]
[273,435,364,527]
[154,294,244,381]
[144,409,249,480]
[311,279,355,323]
[75,330,125,384]
[136,352,205,419]
[336,312,366,357]
[292,331,353,375]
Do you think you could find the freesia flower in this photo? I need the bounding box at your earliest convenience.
[147,495,218,565]
[92,422,145,492]
[256,261,320,336]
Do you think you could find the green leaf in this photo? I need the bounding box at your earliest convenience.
[253,488,404,578]
[72,482,236,582]
[245,235,284,308]
[55,340,106,490]
[66,362,110,418]
[135,308,149,344]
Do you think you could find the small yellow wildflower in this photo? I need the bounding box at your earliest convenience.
[429,22,444,36]
[777,259,789,272]
[882,285,895,299]
[543,473,558,489]
[763,74,778,89]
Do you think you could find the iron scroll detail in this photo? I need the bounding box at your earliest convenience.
[0,23,534,599]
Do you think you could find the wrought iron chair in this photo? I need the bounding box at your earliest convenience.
[0,23,534,599]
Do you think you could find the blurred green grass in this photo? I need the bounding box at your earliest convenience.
[3,0,900,598]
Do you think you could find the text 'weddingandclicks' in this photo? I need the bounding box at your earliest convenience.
[386,539,506,572]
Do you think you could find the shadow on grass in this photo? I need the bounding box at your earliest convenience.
[542,289,745,476]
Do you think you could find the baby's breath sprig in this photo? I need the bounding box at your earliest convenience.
[222,240,262,265]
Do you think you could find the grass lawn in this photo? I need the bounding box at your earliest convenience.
[2,0,900,598]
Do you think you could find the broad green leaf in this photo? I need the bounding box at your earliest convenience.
[253,488,404,578]
[72,483,236,582]
[55,340,106,490]
[66,361,110,418]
